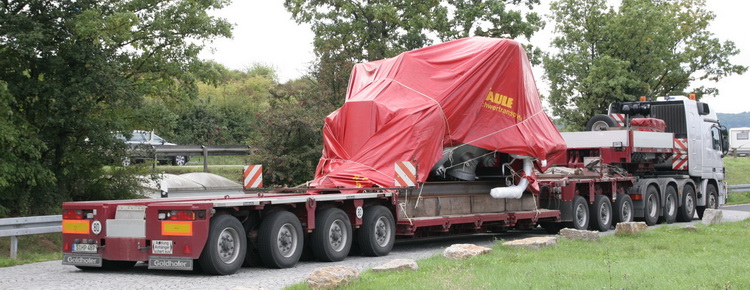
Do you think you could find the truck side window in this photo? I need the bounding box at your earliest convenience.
[711,126,721,151]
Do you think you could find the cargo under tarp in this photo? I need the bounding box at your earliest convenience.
[311,37,566,189]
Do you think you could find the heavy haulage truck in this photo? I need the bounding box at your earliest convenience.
[61,37,729,275]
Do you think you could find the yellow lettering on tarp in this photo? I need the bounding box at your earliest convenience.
[352,175,369,188]
[482,89,523,121]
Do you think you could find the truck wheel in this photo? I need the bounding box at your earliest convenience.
[358,205,395,256]
[613,194,633,224]
[568,196,590,230]
[311,208,352,262]
[659,186,677,224]
[676,185,696,222]
[198,214,246,275]
[643,185,659,226]
[589,195,612,231]
[173,156,187,166]
[258,211,303,268]
[697,184,719,219]
[586,114,617,131]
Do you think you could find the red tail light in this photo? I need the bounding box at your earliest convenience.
[169,210,196,221]
[63,209,84,219]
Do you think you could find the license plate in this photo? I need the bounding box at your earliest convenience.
[72,243,98,253]
[152,240,173,254]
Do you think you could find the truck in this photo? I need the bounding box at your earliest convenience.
[61,37,729,275]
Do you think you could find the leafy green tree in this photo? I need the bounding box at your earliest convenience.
[0,0,231,216]
[249,78,336,186]
[284,0,544,102]
[545,0,747,130]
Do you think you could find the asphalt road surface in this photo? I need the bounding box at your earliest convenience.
[2,208,749,290]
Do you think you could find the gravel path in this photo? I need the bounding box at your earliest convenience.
[0,230,545,290]
[3,209,748,290]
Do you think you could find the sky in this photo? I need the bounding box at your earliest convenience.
[198,1,750,114]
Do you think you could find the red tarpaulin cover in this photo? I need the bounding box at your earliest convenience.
[311,37,566,189]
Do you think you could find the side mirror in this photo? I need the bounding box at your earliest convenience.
[697,102,710,115]
[720,125,729,157]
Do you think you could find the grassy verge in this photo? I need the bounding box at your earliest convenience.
[0,233,62,267]
[154,165,245,183]
[724,157,750,185]
[289,220,750,289]
[728,192,750,205]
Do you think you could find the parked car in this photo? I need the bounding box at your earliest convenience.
[116,130,189,166]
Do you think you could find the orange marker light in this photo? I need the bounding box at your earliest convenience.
[689,93,696,100]
[639,96,647,102]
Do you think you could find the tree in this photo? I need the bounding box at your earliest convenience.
[249,78,336,186]
[545,0,747,130]
[284,0,544,103]
[0,0,231,216]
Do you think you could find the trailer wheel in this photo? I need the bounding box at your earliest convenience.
[659,186,677,224]
[258,211,303,268]
[697,184,719,219]
[198,214,246,275]
[643,185,660,226]
[586,114,617,131]
[589,195,612,231]
[613,194,633,224]
[358,205,395,256]
[311,208,352,262]
[677,185,696,222]
[568,196,590,230]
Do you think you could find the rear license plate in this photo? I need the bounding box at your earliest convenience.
[72,243,98,253]
[152,240,173,254]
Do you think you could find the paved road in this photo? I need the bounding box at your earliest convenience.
[2,209,749,290]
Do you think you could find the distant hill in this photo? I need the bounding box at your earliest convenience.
[718,112,750,129]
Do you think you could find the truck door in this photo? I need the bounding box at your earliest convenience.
[702,125,725,180]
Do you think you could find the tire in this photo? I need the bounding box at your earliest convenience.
[258,211,303,268]
[173,156,187,166]
[613,194,634,224]
[589,195,612,232]
[643,185,659,226]
[311,208,352,262]
[121,157,131,167]
[358,205,395,257]
[659,186,677,224]
[75,260,137,271]
[198,215,246,275]
[586,114,617,131]
[697,184,719,219]
[676,185,696,222]
[568,196,590,230]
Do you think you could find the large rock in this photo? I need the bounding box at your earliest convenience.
[307,266,359,289]
[702,209,723,225]
[372,259,419,272]
[443,244,492,260]
[615,222,648,235]
[502,236,557,250]
[559,228,600,241]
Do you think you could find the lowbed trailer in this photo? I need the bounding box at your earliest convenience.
[61,38,729,275]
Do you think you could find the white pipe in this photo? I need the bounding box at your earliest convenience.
[490,155,533,199]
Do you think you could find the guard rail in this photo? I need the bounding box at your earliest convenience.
[0,215,61,259]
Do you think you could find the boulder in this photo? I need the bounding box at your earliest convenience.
[701,209,723,225]
[502,236,557,250]
[372,259,418,272]
[443,244,492,260]
[307,266,360,289]
[615,222,648,235]
[559,228,600,241]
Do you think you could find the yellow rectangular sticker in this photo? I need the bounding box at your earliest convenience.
[62,220,90,234]
[161,221,193,236]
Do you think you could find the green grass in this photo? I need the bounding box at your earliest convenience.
[0,233,62,267]
[289,220,750,289]
[724,157,750,185]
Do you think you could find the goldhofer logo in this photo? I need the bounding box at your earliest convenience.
[62,254,102,267]
[148,257,193,270]
[482,89,523,121]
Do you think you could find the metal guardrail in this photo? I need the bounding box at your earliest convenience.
[0,215,61,259]
[729,184,750,193]
[131,145,251,172]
